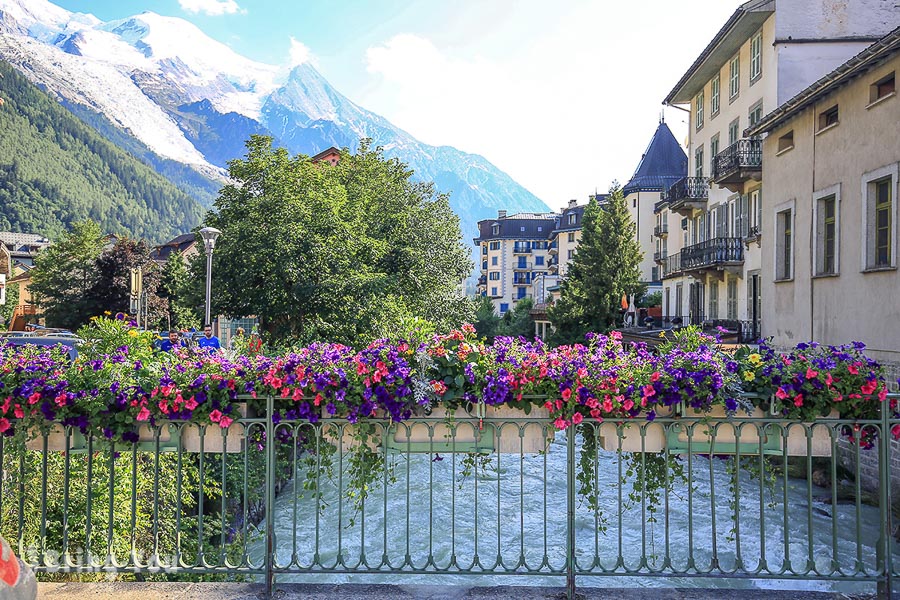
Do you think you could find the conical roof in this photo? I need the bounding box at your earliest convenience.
[622,121,687,195]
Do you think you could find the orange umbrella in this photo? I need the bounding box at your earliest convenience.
[621,294,628,310]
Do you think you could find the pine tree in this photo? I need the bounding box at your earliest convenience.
[548,184,643,343]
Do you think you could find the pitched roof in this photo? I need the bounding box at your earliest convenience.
[622,121,688,195]
[150,233,197,262]
[748,26,900,136]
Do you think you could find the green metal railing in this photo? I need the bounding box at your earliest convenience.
[2,394,898,599]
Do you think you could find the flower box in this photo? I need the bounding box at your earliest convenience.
[180,403,248,453]
[599,421,667,453]
[388,404,551,454]
[25,423,180,453]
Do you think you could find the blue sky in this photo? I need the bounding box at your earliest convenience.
[53,0,737,208]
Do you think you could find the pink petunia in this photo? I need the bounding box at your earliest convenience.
[209,409,223,423]
[136,406,150,421]
[218,416,233,429]
[571,412,584,425]
[793,394,804,407]
[805,368,818,380]
[861,380,878,395]
[184,396,199,411]
[650,372,661,383]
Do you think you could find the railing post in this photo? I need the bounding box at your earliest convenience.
[877,399,894,599]
[265,394,276,598]
[566,426,576,600]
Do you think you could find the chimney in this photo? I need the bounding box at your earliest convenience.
[568,199,577,208]
[498,210,507,218]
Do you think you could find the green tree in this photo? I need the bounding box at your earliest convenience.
[1,282,19,329]
[473,296,501,340]
[85,237,168,328]
[199,136,473,344]
[30,220,106,330]
[548,184,642,343]
[497,297,536,339]
[160,251,201,330]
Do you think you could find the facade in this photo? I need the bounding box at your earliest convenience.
[0,232,51,271]
[658,0,892,339]
[474,211,557,314]
[150,233,200,264]
[622,120,688,288]
[748,28,900,365]
[549,200,586,278]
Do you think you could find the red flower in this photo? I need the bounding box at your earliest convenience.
[861,380,878,395]
[805,368,818,380]
[571,412,584,425]
[793,394,804,407]
[561,388,572,400]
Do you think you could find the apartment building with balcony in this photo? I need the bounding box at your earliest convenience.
[747,27,900,365]
[474,210,557,314]
[623,120,688,289]
[657,0,893,339]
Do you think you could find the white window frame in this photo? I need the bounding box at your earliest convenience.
[860,162,899,271]
[773,198,796,282]
[729,55,740,100]
[750,30,762,83]
[695,90,704,131]
[813,184,841,276]
[711,74,720,116]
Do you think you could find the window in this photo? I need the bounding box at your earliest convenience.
[491,256,498,266]
[567,249,575,260]
[729,55,740,100]
[489,241,500,250]
[482,260,488,270]
[482,245,488,255]
[694,145,704,179]
[567,232,575,243]
[517,257,527,268]
[675,284,683,317]
[568,213,577,225]
[869,177,893,268]
[777,130,794,154]
[537,226,543,232]
[491,287,498,296]
[708,282,718,320]
[517,288,527,299]
[776,208,793,280]
[711,75,720,116]
[499,303,509,314]
[489,272,500,281]
[818,105,839,131]
[870,72,895,104]
[748,189,761,233]
[710,134,720,162]
[815,193,838,275]
[695,90,704,130]
[750,30,762,82]
[491,224,499,235]
[520,226,526,232]
[748,101,763,128]
[535,256,545,266]
[728,118,740,146]
[726,277,738,320]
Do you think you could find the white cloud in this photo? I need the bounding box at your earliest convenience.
[289,37,311,67]
[358,2,734,207]
[178,0,244,16]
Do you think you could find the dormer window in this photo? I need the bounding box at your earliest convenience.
[491,224,500,235]
[568,213,576,225]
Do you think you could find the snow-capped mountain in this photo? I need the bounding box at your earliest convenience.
[0,0,549,239]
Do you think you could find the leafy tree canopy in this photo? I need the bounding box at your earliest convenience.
[548,184,643,344]
[200,136,473,345]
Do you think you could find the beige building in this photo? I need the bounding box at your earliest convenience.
[658,0,894,339]
[748,28,900,364]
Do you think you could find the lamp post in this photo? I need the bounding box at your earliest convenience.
[198,227,221,328]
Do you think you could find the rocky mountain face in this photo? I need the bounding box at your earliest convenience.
[0,0,549,248]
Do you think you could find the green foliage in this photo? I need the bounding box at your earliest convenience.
[161,252,201,330]
[471,296,535,341]
[30,223,169,331]
[1,281,19,327]
[472,296,500,340]
[0,60,204,241]
[638,290,662,308]
[549,184,643,344]
[30,220,106,331]
[199,136,473,345]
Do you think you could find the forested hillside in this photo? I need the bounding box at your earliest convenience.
[0,60,205,242]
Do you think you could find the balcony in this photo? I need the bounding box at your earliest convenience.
[548,241,558,255]
[661,252,682,279]
[477,275,487,286]
[662,177,709,216]
[653,250,667,264]
[712,138,762,191]
[654,198,669,213]
[513,274,532,285]
[513,262,532,271]
[654,223,668,238]
[513,244,532,254]
[681,237,744,275]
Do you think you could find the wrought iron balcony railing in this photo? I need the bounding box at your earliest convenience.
[661,252,682,278]
[654,223,669,237]
[681,237,744,271]
[712,138,762,185]
[663,177,709,214]
[653,250,667,264]
[513,244,532,254]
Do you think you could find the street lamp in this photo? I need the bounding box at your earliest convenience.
[198,227,221,327]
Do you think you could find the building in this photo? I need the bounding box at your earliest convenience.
[747,27,900,365]
[622,119,688,289]
[311,146,341,166]
[0,232,51,271]
[474,210,557,314]
[150,233,200,264]
[549,200,587,278]
[658,0,894,339]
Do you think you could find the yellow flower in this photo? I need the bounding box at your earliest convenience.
[128,329,138,337]
[658,332,666,339]
[103,311,112,316]
[742,370,756,382]
[748,353,762,365]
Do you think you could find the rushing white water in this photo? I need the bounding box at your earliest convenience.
[251,432,897,593]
